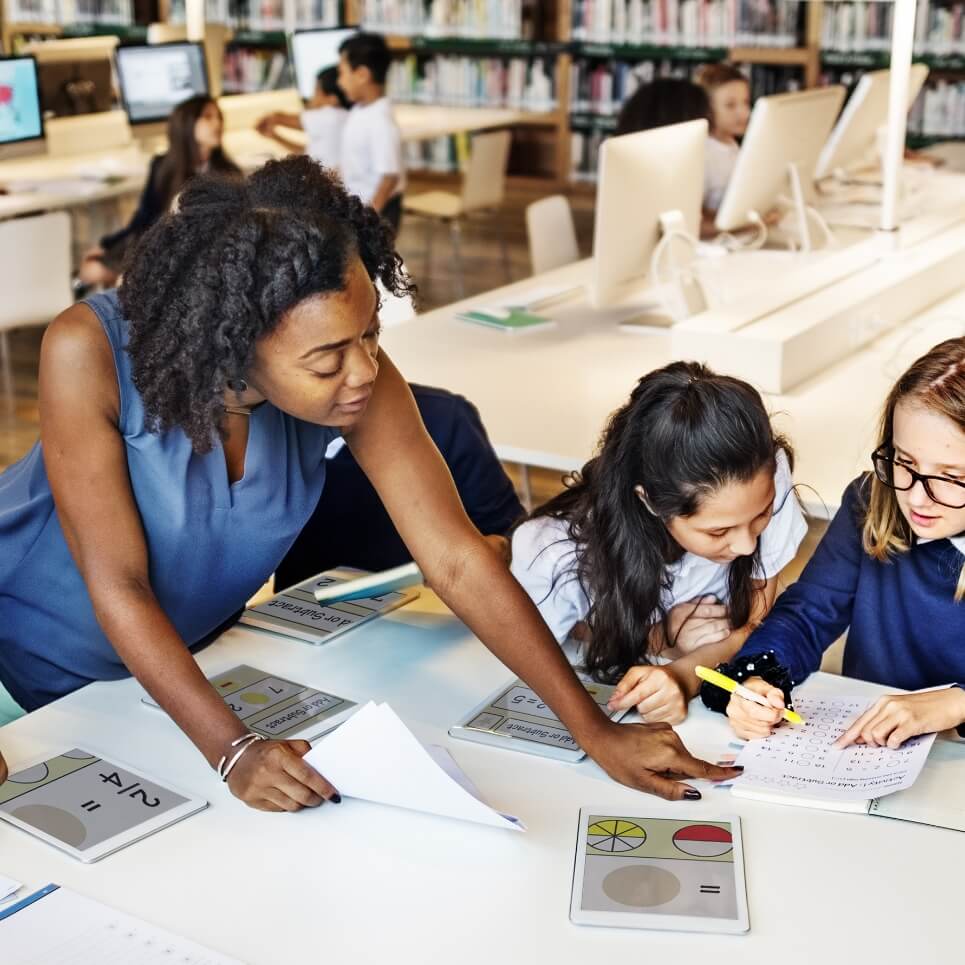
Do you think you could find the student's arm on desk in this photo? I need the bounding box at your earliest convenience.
[0,752,6,784]
[38,305,338,813]
[345,353,740,800]
[608,579,777,724]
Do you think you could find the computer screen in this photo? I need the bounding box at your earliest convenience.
[291,27,357,101]
[115,42,209,125]
[0,55,44,151]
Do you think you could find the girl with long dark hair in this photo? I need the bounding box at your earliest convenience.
[511,361,806,724]
[77,94,240,288]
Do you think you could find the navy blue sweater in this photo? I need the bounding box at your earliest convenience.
[733,476,965,691]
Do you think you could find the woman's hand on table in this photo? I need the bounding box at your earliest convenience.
[0,751,7,785]
[835,688,965,749]
[226,739,340,811]
[584,719,742,801]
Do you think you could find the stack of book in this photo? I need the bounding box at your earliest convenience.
[361,0,526,38]
[223,46,291,94]
[571,0,802,48]
[822,0,965,56]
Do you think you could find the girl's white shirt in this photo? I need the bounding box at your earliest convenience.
[510,449,807,646]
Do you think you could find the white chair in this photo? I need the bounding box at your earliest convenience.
[0,212,74,402]
[403,130,513,298]
[525,194,579,274]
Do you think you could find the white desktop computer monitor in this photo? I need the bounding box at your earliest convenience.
[291,27,358,101]
[0,55,45,161]
[115,42,209,125]
[715,86,846,234]
[814,64,930,180]
[590,119,707,310]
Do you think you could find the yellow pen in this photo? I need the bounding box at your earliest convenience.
[696,665,804,726]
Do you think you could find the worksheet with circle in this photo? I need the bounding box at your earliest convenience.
[570,809,749,934]
[141,664,358,741]
[449,676,630,762]
[0,750,207,863]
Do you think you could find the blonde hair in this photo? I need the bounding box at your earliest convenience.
[694,63,749,94]
[863,336,965,601]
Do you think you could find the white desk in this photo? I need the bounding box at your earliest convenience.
[382,247,965,517]
[0,593,959,963]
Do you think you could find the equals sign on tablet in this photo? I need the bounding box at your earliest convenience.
[699,885,721,895]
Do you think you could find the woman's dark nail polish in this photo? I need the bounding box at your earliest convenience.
[330,792,342,804]
[683,789,702,801]
[732,765,745,771]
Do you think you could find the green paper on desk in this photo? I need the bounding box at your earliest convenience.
[456,306,555,333]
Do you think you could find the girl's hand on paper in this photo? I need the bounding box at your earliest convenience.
[608,664,688,724]
[835,688,965,749]
[587,720,742,801]
[726,676,786,740]
[227,739,341,812]
[667,596,731,654]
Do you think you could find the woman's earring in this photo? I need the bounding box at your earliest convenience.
[634,485,657,515]
[227,378,248,393]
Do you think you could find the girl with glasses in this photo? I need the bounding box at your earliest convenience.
[710,337,965,747]
[510,362,807,726]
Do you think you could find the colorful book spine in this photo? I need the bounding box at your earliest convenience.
[388,53,557,111]
[571,0,802,48]
[223,47,291,94]
[822,0,965,55]
[362,0,524,39]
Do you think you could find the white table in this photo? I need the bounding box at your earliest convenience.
[382,247,965,518]
[0,592,959,964]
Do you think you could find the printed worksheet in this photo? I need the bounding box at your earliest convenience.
[735,695,937,803]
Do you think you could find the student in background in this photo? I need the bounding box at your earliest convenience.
[77,95,240,289]
[711,338,965,747]
[511,362,807,726]
[695,63,751,217]
[256,66,350,170]
[337,32,405,233]
[275,383,523,588]
[615,77,710,137]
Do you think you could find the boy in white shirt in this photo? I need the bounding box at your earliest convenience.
[337,32,405,233]
[256,66,349,171]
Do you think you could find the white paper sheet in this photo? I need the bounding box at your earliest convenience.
[0,874,22,902]
[0,885,242,964]
[304,702,525,831]
[735,695,937,803]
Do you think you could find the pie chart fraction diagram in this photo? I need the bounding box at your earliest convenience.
[587,819,647,853]
[672,824,733,858]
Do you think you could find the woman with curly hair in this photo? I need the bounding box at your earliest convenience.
[0,157,737,810]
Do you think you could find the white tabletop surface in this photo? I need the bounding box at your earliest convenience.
[383,248,965,517]
[0,591,959,964]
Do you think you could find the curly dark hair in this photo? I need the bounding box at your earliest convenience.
[119,155,414,453]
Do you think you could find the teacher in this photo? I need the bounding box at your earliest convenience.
[0,157,737,808]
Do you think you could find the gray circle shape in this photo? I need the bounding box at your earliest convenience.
[602,865,682,908]
[13,804,88,847]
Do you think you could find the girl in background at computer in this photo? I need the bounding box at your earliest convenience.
[77,95,240,290]
[256,66,350,170]
[710,338,965,747]
[510,362,807,725]
[695,63,750,217]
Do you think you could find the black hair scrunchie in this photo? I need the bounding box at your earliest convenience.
[700,651,795,715]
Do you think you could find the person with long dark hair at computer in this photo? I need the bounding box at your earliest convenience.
[77,94,240,289]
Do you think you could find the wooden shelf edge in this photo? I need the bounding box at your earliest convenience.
[729,46,810,66]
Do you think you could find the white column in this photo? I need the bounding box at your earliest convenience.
[185,0,205,42]
[879,0,917,238]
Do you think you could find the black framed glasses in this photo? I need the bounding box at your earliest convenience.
[872,446,965,509]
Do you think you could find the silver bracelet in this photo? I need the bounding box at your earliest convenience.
[218,733,266,783]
